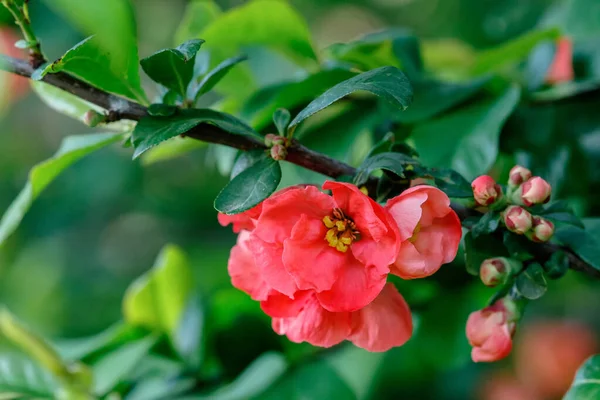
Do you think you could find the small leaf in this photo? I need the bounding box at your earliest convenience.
[515,263,547,300]
[131,108,259,159]
[544,251,569,280]
[366,132,395,158]
[14,39,29,49]
[273,108,291,136]
[464,232,509,276]
[140,39,205,96]
[354,152,418,186]
[412,166,473,198]
[554,226,600,271]
[471,212,500,239]
[192,54,248,100]
[0,133,124,246]
[564,355,600,400]
[214,155,282,214]
[503,232,535,262]
[289,66,413,128]
[230,150,266,179]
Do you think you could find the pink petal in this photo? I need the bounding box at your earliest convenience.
[261,290,311,318]
[385,190,427,241]
[349,283,413,352]
[247,235,297,297]
[218,204,262,233]
[282,215,346,292]
[227,231,271,301]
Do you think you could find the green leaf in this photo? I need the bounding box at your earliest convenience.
[464,232,509,276]
[354,152,419,186]
[0,355,57,398]
[326,345,385,400]
[131,108,258,159]
[140,137,207,166]
[41,0,146,102]
[173,298,204,369]
[542,211,585,228]
[127,376,195,400]
[214,155,281,214]
[412,85,520,181]
[515,263,547,300]
[123,245,194,337]
[273,108,291,136]
[289,66,412,128]
[554,226,600,271]
[411,166,473,198]
[0,132,123,246]
[564,355,600,400]
[544,251,570,279]
[531,79,600,102]
[174,0,222,45]
[37,36,146,102]
[471,212,500,239]
[471,28,561,75]
[141,39,204,96]
[230,150,266,179]
[192,55,248,100]
[503,232,535,262]
[92,335,157,395]
[366,132,395,158]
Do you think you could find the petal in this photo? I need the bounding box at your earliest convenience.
[349,283,413,352]
[218,204,262,233]
[385,190,427,241]
[253,185,335,244]
[247,235,297,297]
[472,328,513,362]
[282,215,347,292]
[227,231,271,301]
[272,293,352,348]
[317,258,387,312]
[261,290,312,318]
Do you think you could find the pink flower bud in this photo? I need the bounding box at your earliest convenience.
[264,133,277,147]
[528,217,555,243]
[480,258,509,287]
[471,175,502,206]
[270,144,288,160]
[521,177,552,206]
[503,206,533,234]
[83,110,105,127]
[508,165,532,188]
[546,37,574,85]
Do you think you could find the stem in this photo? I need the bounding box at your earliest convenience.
[0,53,597,279]
[1,0,45,67]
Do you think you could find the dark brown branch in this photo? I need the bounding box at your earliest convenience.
[0,53,597,279]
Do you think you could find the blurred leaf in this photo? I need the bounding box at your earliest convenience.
[366,132,395,158]
[37,36,146,102]
[354,152,418,186]
[0,132,123,246]
[273,108,291,136]
[472,28,561,75]
[30,81,134,132]
[41,0,146,102]
[127,376,195,400]
[192,55,248,100]
[544,251,570,279]
[214,155,281,214]
[564,354,600,399]
[542,211,584,227]
[131,108,258,158]
[411,167,473,198]
[92,335,157,395]
[123,245,194,337]
[531,79,600,102]
[141,39,204,96]
[173,297,204,369]
[140,137,207,165]
[326,346,385,400]
[412,85,520,180]
[290,66,412,128]
[503,232,535,262]
[515,263,547,300]
[471,212,500,239]
[562,0,600,39]
[174,0,222,44]
[554,225,600,271]
[0,355,57,398]
[525,42,555,91]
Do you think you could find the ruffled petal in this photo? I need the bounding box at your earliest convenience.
[247,235,297,297]
[261,290,311,318]
[349,283,413,352]
[227,231,271,301]
[385,190,427,241]
[218,204,262,233]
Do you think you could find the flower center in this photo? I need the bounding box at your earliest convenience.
[322,208,360,253]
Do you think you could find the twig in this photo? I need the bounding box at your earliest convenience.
[0,53,597,279]
[0,0,44,67]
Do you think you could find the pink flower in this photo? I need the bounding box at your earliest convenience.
[227,230,271,301]
[546,38,574,84]
[528,217,554,243]
[218,204,262,233]
[466,298,517,362]
[471,175,502,206]
[385,186,462,279]
[251,182,400,312]
[480,258,509,287]
[508,165,532,188]
[520,177,551,206]
[503,206,533,235]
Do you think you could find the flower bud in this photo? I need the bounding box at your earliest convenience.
[480,257,521,287]
[503,206,533,234]
[520,177,552,206]
[528,216,555,243]
[264,133,277,147]
[471,175,502,206]
[270,144,287,160]
[83,110,105,127]
[546,37,574,85]
[508,165,532,188]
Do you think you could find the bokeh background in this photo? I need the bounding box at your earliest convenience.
[0,0,599,399]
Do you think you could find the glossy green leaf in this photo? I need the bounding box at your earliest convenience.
[131,108,258,158]
[515,263,547,300]
[411,166,473,198]
[123,245,194,336]
[0,356,57,398]
[141,39,204,96]
[174,0,222,45]
[192,55,248,100]
[41,0,146,102]
[354,152,419,186]
[289,66,413,128]
[230,150,266,179]
[544,251,570,279]
[471,212,500,239]
[503,232,535,262]
[564,355,600,400]
[214,155,281,214]
[273,108,291,136]
[554,226,600,271]
[412,85,520,180]
[0,132,124,246]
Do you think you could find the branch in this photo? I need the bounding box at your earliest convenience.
[0,53,597,279]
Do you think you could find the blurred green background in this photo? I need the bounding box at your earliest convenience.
[0,0,599,399]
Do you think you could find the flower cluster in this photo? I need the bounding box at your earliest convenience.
[219,181,461,351]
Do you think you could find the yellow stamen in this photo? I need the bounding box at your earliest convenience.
[340,236,352,245]
[322,208,361,253]
[326,228,338,247]
[323,216,335,228]
[360,186,369,195]
[336,242,348,252]
[335,220,346,231]
[408,222,421,243]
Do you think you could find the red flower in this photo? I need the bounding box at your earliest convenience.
[466,298,517,362]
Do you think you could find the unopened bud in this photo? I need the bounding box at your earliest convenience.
[546,37,574,84]
[520,177,552,206]
[471,175,503,206]
[270,144,287,161]
[503,205,533,234]
[480,258,514,287]
[508,165,532,188]
[527,216,555,243]
[83,110,106,127]
[264,133,277,147]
